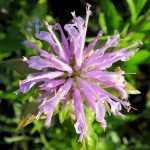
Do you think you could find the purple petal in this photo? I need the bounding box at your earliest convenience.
[43,21,69,64]
[24,41,73,74]
[45,111,53,125]
[81,70,128,100]
[77,77,130,108]
[24,41,52,59]
[62,93,70,109]
[82,31,120,68]
[64,4,92,71]
[91,48,139,71]
[16,71,64,94]
[82,41,142,70]
[105,98,125,118]
[76,78,107,129]
[81,70,124,79]
[95,102,107,130]
[54,23,70,58]
[83,31,103,60]
[15,80,40,94]
[25,56,53,70]
[80,88,95,110]
[38,90,54,100]
[64,23,83,70]
[39,79,65,90]
[73,86,87,142]
[87,81,130,107]
[36,78,73,125]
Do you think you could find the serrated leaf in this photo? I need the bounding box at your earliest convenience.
[124,82,141,94]
[0,59,38,76]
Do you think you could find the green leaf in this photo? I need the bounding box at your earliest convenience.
[0,34,24,53]
[98,13,107,33]
[124,82,141,94]
[83,107,98,150]
[126,0,136,23]
[126,0,147,23]
[137,19,150,31]
[72,107,98,150]
[4,136,31,143]
[16,100,40,130]
[59,105,69,124]
[0,59,38,76]
[31,0,48,20]
[105,87,121,98]
[16,90,42,130]
[100,0,121,32]
[83,128,98,150]
[125,49,150,65]
[135,0,147,16]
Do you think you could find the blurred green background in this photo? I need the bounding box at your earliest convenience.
[0,0,150,149]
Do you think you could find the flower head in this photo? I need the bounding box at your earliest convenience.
[16,3,142,142]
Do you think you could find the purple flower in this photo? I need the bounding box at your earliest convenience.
[16,3,142,142]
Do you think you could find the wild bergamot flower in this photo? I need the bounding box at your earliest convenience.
[16,4,142,141]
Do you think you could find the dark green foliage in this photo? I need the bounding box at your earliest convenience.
[0,0,150,149]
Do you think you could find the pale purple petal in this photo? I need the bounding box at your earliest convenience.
[64,24,82,70]
[36,78,73,125]
[87,81,130,107]
[76,78,107,129]
[15,80,40,94]
[24,41,73,74]
[45,111,53,125]
[81,70,128,99]
[82,31,120,68]
[25,56,53,70]
[62,93,70,109]
[83,31,103,60]
[81,70,124,79]
[95,102,107,130]
[80,88,95,110]
[54,23,70,58]
[73,86,87,142]
[64,4,91,71]
[91,48,139,71]
[39,79,65,90]
[105,98,125,118]
[16,71,64,94]
[44,21,69,64]
[24,41,52,59]
[38,90,54,100]
[82,41,142,69]
[77,77,130,108]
